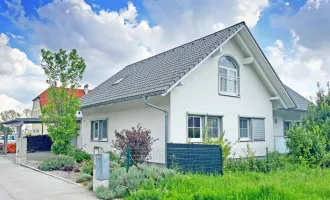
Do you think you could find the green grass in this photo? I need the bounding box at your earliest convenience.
[128,167,330,200]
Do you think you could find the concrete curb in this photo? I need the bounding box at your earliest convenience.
[20,163,83,187]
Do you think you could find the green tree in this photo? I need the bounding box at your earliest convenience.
[0,110,21,121]
[286,83,330,167]
[40,49,86,155]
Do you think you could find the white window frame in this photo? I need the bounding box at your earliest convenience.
[219,57,239,96]
[187,116,203,143]
[239,118,251,141]
[207,117,221,139]
[91,120,108,142]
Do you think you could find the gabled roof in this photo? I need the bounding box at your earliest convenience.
[33,88,90,108]
[81,22,245,108]
[284,85,310,111]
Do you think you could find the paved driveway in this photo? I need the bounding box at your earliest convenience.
[0,157,97,200]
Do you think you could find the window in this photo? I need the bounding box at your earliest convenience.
[207,117,221,138]
[188,116,202,142]
[239,118,265,141]
[219,57,239,95]
[91,120,108,141]
[283,121,290,136]
[188,115,222,142]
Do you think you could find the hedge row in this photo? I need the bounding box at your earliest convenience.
[25,135,52,151]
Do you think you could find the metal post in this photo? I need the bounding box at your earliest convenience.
[126,148,131,172]
[266,147,269,173]
[4,127,8,154]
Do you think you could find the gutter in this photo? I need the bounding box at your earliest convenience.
[143,96,168,167]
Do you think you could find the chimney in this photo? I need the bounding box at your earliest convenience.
[84,84,89,95]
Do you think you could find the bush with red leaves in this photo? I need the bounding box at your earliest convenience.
[112,124,158,164]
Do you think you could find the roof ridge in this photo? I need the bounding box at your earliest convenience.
[125,21,246,68]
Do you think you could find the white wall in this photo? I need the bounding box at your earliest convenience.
[169,37,274,156]
[273,115,284,137]
[79,95,169,163]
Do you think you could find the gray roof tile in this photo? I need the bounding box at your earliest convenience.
[81,22,245,108]
[284,85,310,111]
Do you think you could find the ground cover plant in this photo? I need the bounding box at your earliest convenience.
[38,155,75,171]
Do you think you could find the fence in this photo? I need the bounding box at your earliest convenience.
[126,143,223,174]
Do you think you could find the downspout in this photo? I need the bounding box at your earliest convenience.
[144,96,168,167]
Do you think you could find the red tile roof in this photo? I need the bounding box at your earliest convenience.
[34,88,91,108]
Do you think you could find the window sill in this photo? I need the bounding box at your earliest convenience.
[219,92,240,98]
[239,139,265,142]
[91,140,108,143]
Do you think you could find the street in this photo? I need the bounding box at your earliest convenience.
[0,156,97,200]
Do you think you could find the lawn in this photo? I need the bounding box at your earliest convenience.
[128,167,330,200]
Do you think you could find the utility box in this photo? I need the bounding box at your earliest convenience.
[16,138,27,165]
[95,154,109,180]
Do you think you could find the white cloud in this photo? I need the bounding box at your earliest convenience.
[307,0,326,9]
[0,0,270,109]
[0,94,28,113]
[285,2,290,6]
[266,31,327,99]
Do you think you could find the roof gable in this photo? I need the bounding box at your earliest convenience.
[34,88,89,108]
[81,22,245,108]
[284,85,310,111]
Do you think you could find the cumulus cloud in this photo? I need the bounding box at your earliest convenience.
[266,31,327,99]
[0,0,270,109]
[270,0,330,98]
[0,94,29,113]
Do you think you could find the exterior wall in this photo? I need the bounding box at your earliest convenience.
[79,95,170,163]
[169,38,274,156]
[31,99,47,135]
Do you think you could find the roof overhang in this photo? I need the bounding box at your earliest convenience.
[234,27,296,109]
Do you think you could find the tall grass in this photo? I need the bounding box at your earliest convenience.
[128,167,330,200]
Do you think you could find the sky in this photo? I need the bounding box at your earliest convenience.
[0,0,329,112]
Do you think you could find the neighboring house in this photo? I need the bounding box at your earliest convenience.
[78,22,310,163]
[31,85,90,135]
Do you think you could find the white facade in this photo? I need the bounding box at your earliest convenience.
[78,32,304,162]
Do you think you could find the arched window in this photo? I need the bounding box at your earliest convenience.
[219,56,239,95]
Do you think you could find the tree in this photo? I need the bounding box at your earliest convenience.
[0,110,21,122]
[23,109,32,118]
[40,49,86,155]
[286,83,330,167]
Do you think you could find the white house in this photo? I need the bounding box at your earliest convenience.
[78,22,309,163]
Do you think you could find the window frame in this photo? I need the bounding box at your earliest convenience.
[91,119,108,142]
[239,117,265,142]
[207,116,222,139]
[239,118,251,141]
[187,114,223,143]
[187,116,203,143]
[218,56,240,97]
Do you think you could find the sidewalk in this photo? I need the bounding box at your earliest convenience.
[0,157,97,200]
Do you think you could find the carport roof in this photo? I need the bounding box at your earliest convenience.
[1,117,82,126]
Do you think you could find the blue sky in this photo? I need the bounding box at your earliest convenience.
[0,0,329,112]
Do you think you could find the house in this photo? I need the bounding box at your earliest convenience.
[31,85,90,135]
[78,22,310,163]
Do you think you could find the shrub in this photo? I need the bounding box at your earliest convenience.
[82,160,93,175]
[61,164,75,172]
[38,155,75,171]
[70,148,91,163]
[96,186,116,200]
[25,135,52,151]
[286,84,330,168]
[97,164,176,199]
[25,132,32,137]
[112,124,158,163]
[87,182,93,190]
[76,174,93,183]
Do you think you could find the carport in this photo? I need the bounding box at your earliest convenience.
[1,118,41,154]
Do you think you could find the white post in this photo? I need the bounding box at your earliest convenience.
[16,138,27,165]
